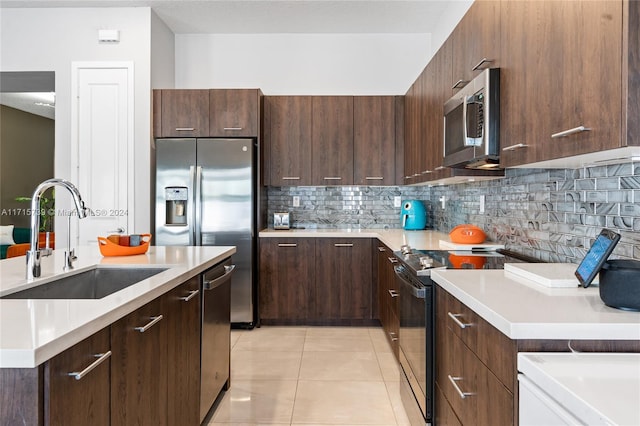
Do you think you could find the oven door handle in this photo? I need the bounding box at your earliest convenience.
[394,266,426,299]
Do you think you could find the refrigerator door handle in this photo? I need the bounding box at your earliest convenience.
[189,165,196,246]
[195,165,203,246]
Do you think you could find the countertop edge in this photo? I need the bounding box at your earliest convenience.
[431,270,640,341]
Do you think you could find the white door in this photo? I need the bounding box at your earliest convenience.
[72,64,133,245]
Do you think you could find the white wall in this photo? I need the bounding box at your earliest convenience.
[429,0,473,56]
[1,7,154,240]
[175,33,431,95]
[151,10,175,89]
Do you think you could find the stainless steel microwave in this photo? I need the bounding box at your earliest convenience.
[443,68,500,170]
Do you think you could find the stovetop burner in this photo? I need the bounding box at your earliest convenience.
[395,245,537,276]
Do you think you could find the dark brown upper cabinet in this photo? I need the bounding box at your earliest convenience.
[265,96,313,186]
[209,89,260,137]
[451,0,501,93]
[156,90,210,138]
[500,0,626,167]
[353,96,396,185]
[311,96,354,185]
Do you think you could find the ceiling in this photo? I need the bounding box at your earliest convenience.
[0,92,55,119]
[0,0,457,34]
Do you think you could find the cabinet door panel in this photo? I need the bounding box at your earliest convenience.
[267,96,313,186]
[160,90,209,137]
[259,238,315,321]
[314,238,372,321]
[354,96,395,185]
[45,328,110,426]
[542,0,622,160]
[111,297,167,426]
[312,96,354,185]
[210,89,259,137]
[452,0,501,89]
[166,276,201,425]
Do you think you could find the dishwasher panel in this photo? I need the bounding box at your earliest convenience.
[200,258,233,423]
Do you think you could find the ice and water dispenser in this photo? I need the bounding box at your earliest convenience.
[165,187,188,225]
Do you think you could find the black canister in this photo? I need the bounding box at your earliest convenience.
[599,259,640,311]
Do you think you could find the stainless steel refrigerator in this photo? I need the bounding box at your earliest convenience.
[155,138,256,326]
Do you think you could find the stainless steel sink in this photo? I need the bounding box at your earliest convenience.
[1,267,168,300]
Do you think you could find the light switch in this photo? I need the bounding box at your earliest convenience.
[394,196,402,208]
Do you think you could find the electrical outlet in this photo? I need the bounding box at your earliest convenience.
[393,196,402,208]
[292,196,300,207]
[479,195,485,214]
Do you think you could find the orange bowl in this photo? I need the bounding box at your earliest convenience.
[97,234,151,256]
[449,225,487,244]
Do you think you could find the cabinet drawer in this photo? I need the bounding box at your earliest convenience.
[443,291,516,391]
[435,382,462,426]
[441,332,513,426]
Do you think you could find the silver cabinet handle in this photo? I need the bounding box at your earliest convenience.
[421,170,432,175]
[334,243,353,247]
[68,351,112,381]
[378,246,386,252]
[324,177,342,180]
[278,243,298,247]
[448,375,474,399]
[134,315,163,333]
[108,227,124,233]
[365,176,384,180]
[204,264,236,290]
[389,332,398,342]
[387,257,398,264]
[223,127,243,131]
[435,166,446,171]
[175,127,195,131]
[412,173,420,177]
[180,289,199,302]
[502,143,529,152]
[282,177,300,180]
[472,57,493,71]
[388,289,399,298]
[448,312,471,329]
[452,79,468,89]
[551,126,591,139]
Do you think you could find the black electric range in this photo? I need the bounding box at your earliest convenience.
[394,245,540,426]
[394,245,540,277]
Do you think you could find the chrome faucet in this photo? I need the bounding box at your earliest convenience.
[26,178,88,280]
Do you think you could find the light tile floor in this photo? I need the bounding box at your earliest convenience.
[207,326,410,426]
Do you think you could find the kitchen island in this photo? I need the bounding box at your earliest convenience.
[430,268,640,426]
[0,245,235,425]
[0,245,235,368]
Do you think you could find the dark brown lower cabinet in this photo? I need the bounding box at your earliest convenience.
[46,328,111,426]
[435,285,640,425]
[259,238,315,324]
[259,237,374,325]
[166,276,201,425]
[111,296,168,426]
[0,328,111,426]
[0,272,221,426]
[376,242,399,358]
[313,238,373,322]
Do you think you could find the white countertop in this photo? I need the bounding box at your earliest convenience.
[432,269,640,340]
[518,352,640,425]
[0,245,235,368]
[259,228,451,251]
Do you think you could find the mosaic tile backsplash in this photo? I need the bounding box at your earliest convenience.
[267,162,640,263]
